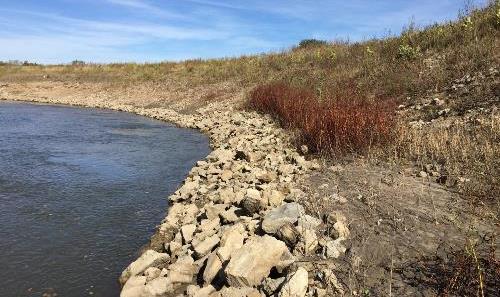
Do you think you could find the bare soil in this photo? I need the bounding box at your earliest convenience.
[300,160,498,296]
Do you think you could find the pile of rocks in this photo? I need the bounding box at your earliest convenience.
[116,102,350,297]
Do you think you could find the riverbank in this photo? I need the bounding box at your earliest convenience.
[1,82,350,297]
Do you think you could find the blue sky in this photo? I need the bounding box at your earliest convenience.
[0,0,488,64]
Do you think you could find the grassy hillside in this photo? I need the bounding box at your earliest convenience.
[1,2,499,202]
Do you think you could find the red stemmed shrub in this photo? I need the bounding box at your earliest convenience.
[248,82,396,155]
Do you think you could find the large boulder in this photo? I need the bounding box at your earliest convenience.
[262,203,304,234]
[225,235,294,287]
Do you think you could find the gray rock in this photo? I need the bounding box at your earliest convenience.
[262,203,304,234]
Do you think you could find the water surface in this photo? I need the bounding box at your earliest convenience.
[0,101,210,296]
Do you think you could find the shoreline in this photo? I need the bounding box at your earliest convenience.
[1,85,349,297]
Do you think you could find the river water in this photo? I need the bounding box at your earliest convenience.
[0,101,210,296]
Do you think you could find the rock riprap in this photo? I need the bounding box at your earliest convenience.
[0,94,349,296]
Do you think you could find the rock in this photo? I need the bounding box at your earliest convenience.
[194,234,220,259]
[221,170,233,181]
[203,253,223,285]
[225,235,294,287]
[217,226,245,262]
[245,188,261,200]
[181,224,197,244]
[278,267,308,297]
[262,203,304,234]
[179,180,199,199]
[276,223,300,247]
[297,215,321,231]
[266,190,285,207]
[144,277,170,296]
[217,187,236,204]
[300,145,309,154]
[144,267,161,282]
[432,98,445,106]
[262,277,286,296]
[241,196,263,215]
[205,204,227,220]
[168,256,197,284]
[220,207,240,224]
[333,220,350,239]
[209,149,234,163]
[322,239,346,259]
[302,229,318,255]
[120,250,169,284]
[192,285,216,297]
[320,269,344,295]
[256,171,277,183]
[121,276,146,297]
[217,286,261,297]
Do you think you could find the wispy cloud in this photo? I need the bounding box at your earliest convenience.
[104,0,188,19]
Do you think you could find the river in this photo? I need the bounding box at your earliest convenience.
[0,101,210,296]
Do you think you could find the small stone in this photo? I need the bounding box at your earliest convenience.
[276,223,300,247]
[333,220,350,239]
[267,190,285,207]
[222,206,242,223]
[241,196,263,215]
[261,277,286,296]
[221,170,233,181]
[302,229,318,255]
[278,267,308,297]
[322,239,346,259]
[297,215,321,231]
[218,286,261,297]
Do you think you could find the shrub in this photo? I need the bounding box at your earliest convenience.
[397,44,420,60]
[248,82,396,155]
[297,39,328,49]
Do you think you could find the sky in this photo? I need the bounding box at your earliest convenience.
[0,0,489,64]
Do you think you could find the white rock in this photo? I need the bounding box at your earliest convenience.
[181,224,197,244]
[203,252,222,284]
[193,234,220,258]
[225,235,294,287]
[144,276,170,296]
[278,267,308,297]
